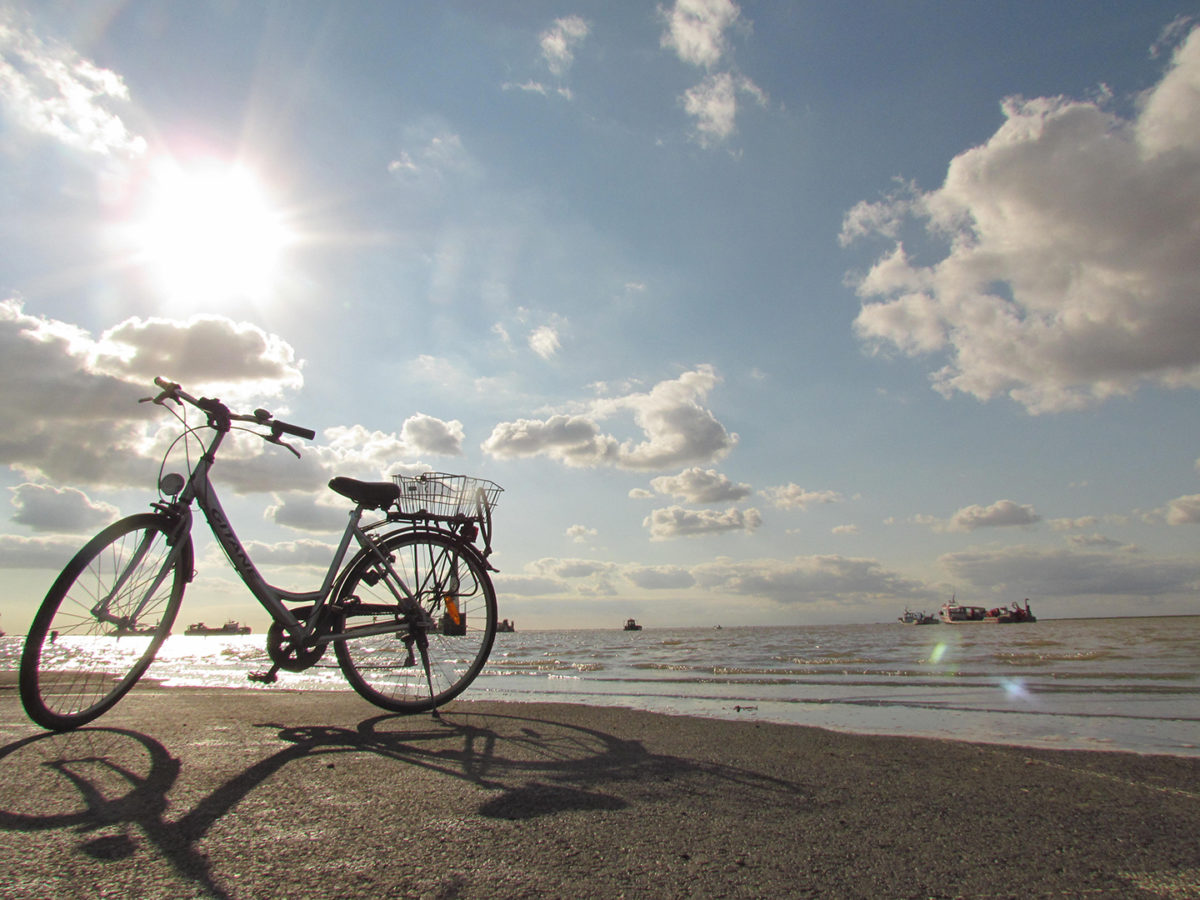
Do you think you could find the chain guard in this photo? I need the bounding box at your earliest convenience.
[266,610,330,671]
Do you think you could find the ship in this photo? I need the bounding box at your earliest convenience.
[496,618,515,632]
[623,618,642,631]
[184,620,252,636]
[898,608,938,625]
[939,598,1036,624]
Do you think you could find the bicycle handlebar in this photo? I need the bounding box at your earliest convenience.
[146,376,316,447]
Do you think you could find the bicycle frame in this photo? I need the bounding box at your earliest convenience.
[154,417,441,650]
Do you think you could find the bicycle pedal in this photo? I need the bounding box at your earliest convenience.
[248,670,278,684]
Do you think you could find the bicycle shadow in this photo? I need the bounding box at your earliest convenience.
[0,707,809,898]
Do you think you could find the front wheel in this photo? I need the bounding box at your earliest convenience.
[333,530,497,713]
[20,513,189,731]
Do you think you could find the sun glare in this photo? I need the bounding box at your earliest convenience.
[132,161,293,307]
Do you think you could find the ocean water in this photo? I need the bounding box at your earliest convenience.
[3,616,1197,757]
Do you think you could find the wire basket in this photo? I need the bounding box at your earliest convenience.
[391,472,503,520]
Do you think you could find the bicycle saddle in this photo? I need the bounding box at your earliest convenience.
[327,477,401,509]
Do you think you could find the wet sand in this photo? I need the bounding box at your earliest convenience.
[1,684,1198,898]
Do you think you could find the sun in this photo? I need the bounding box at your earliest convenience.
[131,159,294,308]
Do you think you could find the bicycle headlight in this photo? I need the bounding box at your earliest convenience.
[159,472,186,496]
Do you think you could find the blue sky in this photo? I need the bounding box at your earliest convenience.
[2,1,1199,630]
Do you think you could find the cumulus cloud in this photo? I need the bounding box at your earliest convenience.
[92,314,304,397]
[659,0,740,68]
[682,71,766,146]
[842,25,1200,413]
[947,500,1041,532]
[942,545,1200,597]
[399,413,464,456]
[482,365,737,471]
[0,300,443,501]
[760,484,843,511]
[625,564,696,590]
[566,524,598,543]
[528,324,561,360]
[659,0,765,146]
[649,467,751,503]
[643,505,761,540]
[0,301,304,487]
[9,483,118,533]
[0,14,146,157]
[1165,493,1200,524]
[264,493,347,533]
[540,15,590,76]
[0,532,83,568]
[693,554,930,605]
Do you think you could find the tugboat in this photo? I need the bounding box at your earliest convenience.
[623,618,642,631]
[185,620,252,636]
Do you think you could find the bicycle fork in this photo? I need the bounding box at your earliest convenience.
[90,523,182,633]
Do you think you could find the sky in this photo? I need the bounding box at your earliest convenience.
[2,1,1200,631]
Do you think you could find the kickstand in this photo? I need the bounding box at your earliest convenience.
[248,664,280,684]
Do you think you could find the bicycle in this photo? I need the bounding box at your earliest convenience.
[19,377,503,731]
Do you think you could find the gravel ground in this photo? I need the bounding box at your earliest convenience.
[1,685,1198,899]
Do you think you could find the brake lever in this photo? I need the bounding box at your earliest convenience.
[265,433,301,459]
[139,389,181,406]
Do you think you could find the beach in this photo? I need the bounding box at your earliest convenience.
[1,684,1198,899]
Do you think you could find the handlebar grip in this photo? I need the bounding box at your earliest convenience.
[275,421,316,441]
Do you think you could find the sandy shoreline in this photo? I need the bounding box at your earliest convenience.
[1,685,1198,899]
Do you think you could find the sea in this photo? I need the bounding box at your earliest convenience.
[3,616,1197,758]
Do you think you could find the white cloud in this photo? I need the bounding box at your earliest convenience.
[760,484,842,510]
[482,365,737,471]
[1165,493,1200,524]
[400,413,464,456]
[625,564,696,589]
[9,483,118,533]
[843,25,1200,413]
[528,324,561,360]
[682,71,766,146]
[693,554,930,604]
[264,493,347,533]
[0,15,146,157]
[0,532,84,568]
[540,15,590,76]
[0,301,303,487]
[649,467,751,503]
[942,545,1200,597]
[659,0,740,69]
[566,524,598,543]
[832,524,859,535]
[643,505,761,540]
[481,414,619,468]
[92,314,304,397]
[946,500,1041,532]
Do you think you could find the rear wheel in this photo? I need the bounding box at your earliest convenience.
[333,530,497,713]
[19,514,189,731]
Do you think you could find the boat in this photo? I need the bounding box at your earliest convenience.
[939,598,1036,624]
[496,618,515,632]
[623,618,642,631]
[898,608,938,625]
[185,620,252,636]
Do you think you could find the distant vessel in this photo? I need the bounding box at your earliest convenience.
[940,599,1036,624]
[898,608,938,625]
[623,618,642,631]
[185,620,252,636]
[496,618,515,632]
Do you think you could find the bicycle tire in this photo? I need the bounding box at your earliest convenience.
[20,513,190,731]
[333,530,497,713]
